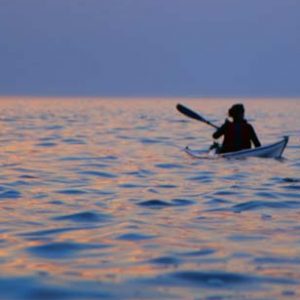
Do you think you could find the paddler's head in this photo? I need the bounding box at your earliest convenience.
[228,104,245,121]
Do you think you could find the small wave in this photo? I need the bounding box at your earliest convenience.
[27,241,107,259]
[138,199,173,208]
[138,198,194,209]
[206,200,300,213]
[8,180,32,186]
[80,163,109,169]
[166,270,298,287]
[229,235,266,241]
[117,232,155,241]
[118,183,145,188]
[36,142,57,147]
[172,271,251,285]
[53,211,111,223]
[283,177,300,183]
[179,248,216,257]
[205,198,231,205]
[171,198,194,206]
[56,189,87,195]
[254,256,300,265]
[188,175,213,183]
[274,177,300,183]
[38,136,59,142]
[19,174,37,179]
[139,138,162,144]
[0,189,21,199]
[155,184,177,189]
[255,191,279,199]
[97,155,118,161]
[213,190,240,196]
[123,169,154,178]
[44,125,64,130]
[231,201,300,212]
[62,138,86,144]
[79,171,117,178]
[19,226,99,238]
[283,185,300,191]
[148,256,181,265]
[0,276,110,300]
[59,156,91,161]
[155,163,183,169]
[277,192,300,199]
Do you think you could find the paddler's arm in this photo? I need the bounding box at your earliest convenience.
[212,120,228,139]
[249,125,261,147]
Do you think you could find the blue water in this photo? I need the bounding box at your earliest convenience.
[0,98,299,299]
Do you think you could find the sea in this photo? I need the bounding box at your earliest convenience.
[0,97,299,300]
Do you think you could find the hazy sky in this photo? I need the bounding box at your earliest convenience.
[0,0,299,97]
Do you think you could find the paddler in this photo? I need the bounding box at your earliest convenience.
[212,104,261,153]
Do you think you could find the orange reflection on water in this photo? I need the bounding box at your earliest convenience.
[0,97,299,299]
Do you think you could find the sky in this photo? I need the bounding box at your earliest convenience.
[0,0,299,97]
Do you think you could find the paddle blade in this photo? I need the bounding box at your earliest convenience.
[176,103,219,129]
[176,104,206,122]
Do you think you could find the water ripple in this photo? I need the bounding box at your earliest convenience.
[0,276,111,300]
[19,226,100,238]
[230,200,300,212]
[27,241,109,259]
[117,233,155,241]
[1,98,300,300]
[78,171,117,178]
[167,270,298,287]
[254,256,300,265]
[172,271,253,285]
[36,142,57,147]
[56,189,87,195]
[138,199,173,208]
[53,211,111,223]
[63,138,86,144]
[155,163,183,169]
[148,256,181,265]
[0,189,21,199]
[179,248,217,257]
[138,198,194,209]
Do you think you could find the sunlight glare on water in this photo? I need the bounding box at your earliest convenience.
[0,97,300,300]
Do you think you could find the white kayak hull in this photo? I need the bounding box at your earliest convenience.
[185,136,289,159]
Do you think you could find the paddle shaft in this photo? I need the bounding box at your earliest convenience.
[176,104,219,129]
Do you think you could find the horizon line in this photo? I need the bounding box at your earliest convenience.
[0,95,299,101]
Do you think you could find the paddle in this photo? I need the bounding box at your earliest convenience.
[176,103,219,129]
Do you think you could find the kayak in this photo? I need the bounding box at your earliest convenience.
[185,136,289,159]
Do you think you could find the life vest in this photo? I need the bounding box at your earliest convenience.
[221,121,252,153]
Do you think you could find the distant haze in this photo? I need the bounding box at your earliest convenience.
[1,0,299,97]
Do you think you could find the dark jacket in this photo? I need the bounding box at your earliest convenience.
[213,119,261,153]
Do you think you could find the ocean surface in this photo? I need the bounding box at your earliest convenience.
[0,97,299,300]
